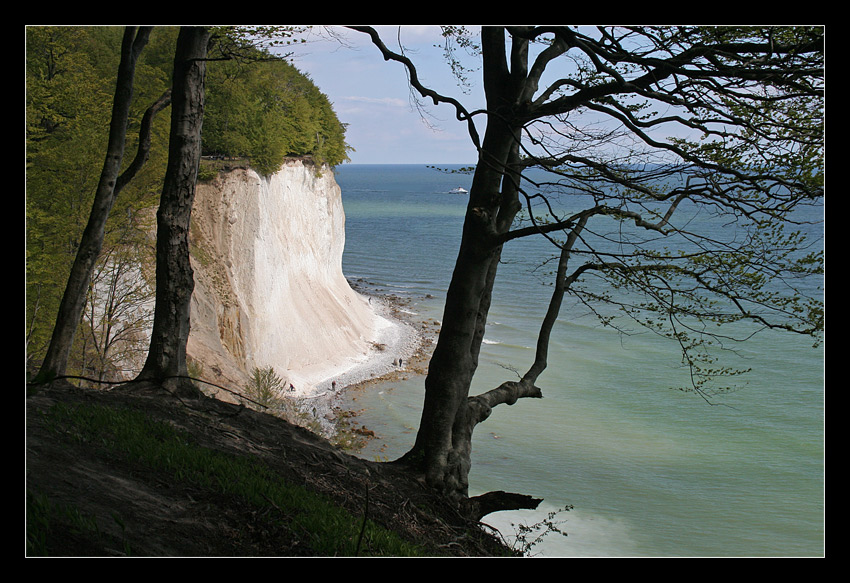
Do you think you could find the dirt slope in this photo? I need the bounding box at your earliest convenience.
[25,380,515,557]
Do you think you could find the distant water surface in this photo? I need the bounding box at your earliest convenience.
[335,163,825,557]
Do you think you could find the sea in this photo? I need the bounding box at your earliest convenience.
[333,163,825,557]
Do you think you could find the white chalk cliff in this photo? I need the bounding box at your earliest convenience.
[187,159,391,398]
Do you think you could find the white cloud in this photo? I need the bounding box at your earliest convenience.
[341,95,408,108]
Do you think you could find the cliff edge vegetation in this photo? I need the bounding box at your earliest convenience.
[202,39,350,175]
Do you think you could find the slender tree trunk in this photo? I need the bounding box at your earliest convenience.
[35,27,151,383]
[136,26,210,397]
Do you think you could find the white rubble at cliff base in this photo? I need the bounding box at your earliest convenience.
[284,291,424,438]
[290,293,422,399]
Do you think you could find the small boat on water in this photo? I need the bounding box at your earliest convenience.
[449,187,468,194]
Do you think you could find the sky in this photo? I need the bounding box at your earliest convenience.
[280,26,485,165]
[275,26,703,166]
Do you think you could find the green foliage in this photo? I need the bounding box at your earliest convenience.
[246,365,284,407]
[26,27,170,371]
[203,39,350,174]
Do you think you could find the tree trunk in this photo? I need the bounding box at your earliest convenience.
[398,28,533,499]
[35,27,151,383]
[369,25,823,514]
[136,27,210,397]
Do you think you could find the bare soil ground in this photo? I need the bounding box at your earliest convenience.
[25,379,516,557]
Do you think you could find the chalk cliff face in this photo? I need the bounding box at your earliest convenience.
[187,159,380,397]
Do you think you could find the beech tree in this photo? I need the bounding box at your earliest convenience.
[134,25,306,395]
[349,26,824,513]
[135,26,211,396]
[33,26,160,383]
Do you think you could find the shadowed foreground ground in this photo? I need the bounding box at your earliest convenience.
[25,380,516,557]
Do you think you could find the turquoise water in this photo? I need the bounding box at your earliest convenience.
[335,163,825,557]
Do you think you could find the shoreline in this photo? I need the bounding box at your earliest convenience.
[295,278,440,437]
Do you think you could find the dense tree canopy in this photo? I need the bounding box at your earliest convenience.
[203,44,350,173]
[26,26,171,376]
